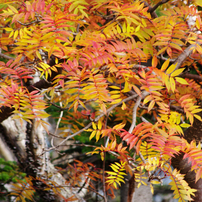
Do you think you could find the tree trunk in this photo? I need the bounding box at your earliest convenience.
[172,111,202,201]
[0,116,87,201]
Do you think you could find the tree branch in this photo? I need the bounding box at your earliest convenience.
[181,73,202,82]
[141,1,158,18]
[172,110,202,201]
[43,93,141,154]
[148,0,170,13]
[174,43,199,71]
[0,53,14,60]
[128,91,149,134]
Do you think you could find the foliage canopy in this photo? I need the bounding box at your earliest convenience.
[1,0,202,201]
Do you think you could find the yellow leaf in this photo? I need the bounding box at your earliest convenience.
[157,46,167,55]
[96,130,101,142]
[161,59,170,71]
[166,63,177,75]
[196,17,200,29]
[122,22,126,33]
[195,0,202,7]
[141,18,147,27]
[180,123,191,128]
[19,29,24,39]
[13,30,18,40]
[135,25,141,32]
[150,184,154,194]
[194,114,202,121]
[121,102,127,110]
[92,122,97,130]
[8,5,18,14]
[143,95,152,104]
[170,68,185,77]
[122,81,131,92]
[170,43,182,51]
[9,30,14,38]
[36,50,42,60]
[175,77,188,85]
[4,27,13,32]
[111,165,119,172]
[39,62,50,70]
[100,152,104,161]
[89,131,96,140]
[150,180,161,184]
[110,86,120,89]
[165,78,170,92]
[137,182,141,188]
[196,44,202,54]
[167,47,172,57]
[148,100,155,112]
[98,120,102,130]
[113,123,125,130]
[170,77,175,92]
[150,86,164,90]
[191,109,202,114]
[111,94,121,99]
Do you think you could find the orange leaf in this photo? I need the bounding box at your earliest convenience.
[152,55,158,67]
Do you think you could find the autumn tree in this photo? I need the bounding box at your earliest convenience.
[1,0,202,201]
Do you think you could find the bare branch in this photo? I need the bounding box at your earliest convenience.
[17,19,41,26]
[174,43,199,70]
[159,54,176,62]
[0,53,14,60]
[148,0,170,13]
[42,93,142,154]
[180,73,202,82]
[141,1,158,18]
[128,91,149,134]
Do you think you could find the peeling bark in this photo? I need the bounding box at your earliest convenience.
[0,116,87,201]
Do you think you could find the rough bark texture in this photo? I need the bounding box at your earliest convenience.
[172,111,202,202]
[172,154,202,202]
[0,112,86,201]
[132,174,152,202]
[121,174,135,202]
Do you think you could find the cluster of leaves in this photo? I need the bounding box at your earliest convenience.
[0,158,26,201]
[0,158,26,183]
[1,0,202,201]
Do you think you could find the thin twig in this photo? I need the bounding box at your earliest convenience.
[127,91,149,165]
[128,91,149,134]
[17,19,41,26]
[0,53,14,60]
[173,43,200,71]
[103,116,108,202]
[142,1,158,18]
[50,109,64,149]
[148,0,170,13]
[141,116,150,123]
[49,132,66,139]
[159,54,176,62]
[42,93,140,154]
